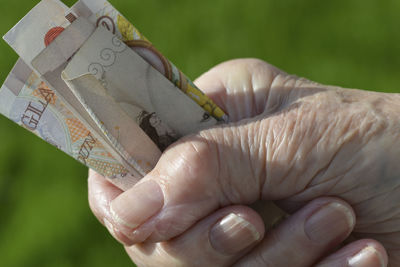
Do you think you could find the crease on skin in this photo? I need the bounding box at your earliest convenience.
[200,126,251,205]
[263,114,291,194]
[265,72,286,115]
[293,172,344,202]
[291,99,338,190]
[153,209,193,237]
[262,69,278,115]
[277,73,305,107]
[309,160,358,197]
[285,104,309,192]
[274,107,302,188]
[330,177,361,197]
[288,167,355,206]
[246,119,268,200]
[265,119,287,191]
[243,122,259,200]
[209,130,232,206]
[259,112,300,198]
[301,135,348,192]
[257,118,272,199]
[308,126,359,189]
[221,124,259,204]
[288,105,320,191]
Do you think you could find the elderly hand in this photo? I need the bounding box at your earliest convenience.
[90,58,399,266]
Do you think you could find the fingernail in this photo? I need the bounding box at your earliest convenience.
[348,245,385,267]
[110,180,164,229]
[209,213,261,255]
[305,202,355,244]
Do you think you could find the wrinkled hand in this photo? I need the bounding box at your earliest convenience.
[91,59,399,266]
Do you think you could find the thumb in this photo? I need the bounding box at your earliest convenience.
[108,59,334,243]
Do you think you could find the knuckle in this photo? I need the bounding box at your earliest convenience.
[155,134,220,193]
[170,135,219,183]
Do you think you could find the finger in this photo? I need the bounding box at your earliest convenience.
[88,170,137,246]
[90,169,267,266]
[194,58,288,122]
[125,205,265,267]
[233,197,355,267]
[316,239,387,267]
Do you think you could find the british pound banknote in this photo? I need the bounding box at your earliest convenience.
[2,0,228,186]
[0,59,138,179]
[2,0,286,226]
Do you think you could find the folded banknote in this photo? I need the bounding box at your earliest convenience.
[1,0,286,226]
[2,0,229,187]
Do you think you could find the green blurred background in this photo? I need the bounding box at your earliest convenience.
[0,0,399,266]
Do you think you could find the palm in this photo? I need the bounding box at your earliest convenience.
[196,59,400,265]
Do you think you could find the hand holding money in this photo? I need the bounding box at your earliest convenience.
[91,58,395,266]
[0,0,287,263]
[2,0,398,266]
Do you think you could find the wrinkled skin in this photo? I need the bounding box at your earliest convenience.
[201,59,400,249]
[97,59,400,265]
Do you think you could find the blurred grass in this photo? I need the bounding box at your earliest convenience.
[0,0,399,266]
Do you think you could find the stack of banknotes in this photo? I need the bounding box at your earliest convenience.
[1,0,285,227]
